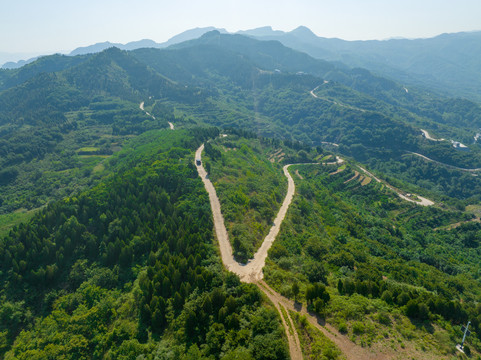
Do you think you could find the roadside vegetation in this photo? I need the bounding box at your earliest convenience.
[291,311,345,360]
[204,130,323,263]
[263,160,481,357]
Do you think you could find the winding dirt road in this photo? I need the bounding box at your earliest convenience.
[310,86,366,113]
[196,144,405,359]
[421,129,445,141]
[357,165,434,206]
[407,151,481,173]
[196,144,305,359]
[140,101,174,130]
[195,144,296,283]
[309,87,436,206]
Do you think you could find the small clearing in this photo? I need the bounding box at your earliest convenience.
[361,176,372,186]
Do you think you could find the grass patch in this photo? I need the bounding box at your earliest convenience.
[0,208,38,238]
[279,305,294,336]
[76,146,100,153]
[291,311,344,360]
[206,134,324,263]
[93,163,106,174]
[206,136,287,262]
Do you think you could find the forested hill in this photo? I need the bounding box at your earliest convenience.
[243,27,481,103]
[0,46,205,218]
[2,31,481,217]
[131,32,481,201]
[0,128,289,359]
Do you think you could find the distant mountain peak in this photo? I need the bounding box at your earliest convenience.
[245,26,275,33]
[237,26,284,37]
[165,27,227,46]
[290,26,317,38]
[69,41,121,56]
[202,29,222,37]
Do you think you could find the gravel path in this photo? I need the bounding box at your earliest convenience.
[258,281,388,360]
[357,165,434,206]
[140,101,174,130]
[421,129,445,141]
[196,145,402,359]
[195,144,304,358]
[195,144,296,283]
[310,86,366,112]
[407,151,481,172]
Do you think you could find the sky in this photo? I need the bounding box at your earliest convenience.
[1,0,480,56]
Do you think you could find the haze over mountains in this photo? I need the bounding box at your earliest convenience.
[0,27,230,69]
[2,29,481,204]
[3,25,480,103]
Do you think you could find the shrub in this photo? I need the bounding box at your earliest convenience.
[352,321,365,335]
[377,312,391,325]
[381,290,393,305]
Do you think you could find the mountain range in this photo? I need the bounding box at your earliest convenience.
[2,29,481,205]
[3,26,481,103]
[243,26,481,102]
[0,27,229,69]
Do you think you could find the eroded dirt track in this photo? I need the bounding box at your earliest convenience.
[195,144,295,283]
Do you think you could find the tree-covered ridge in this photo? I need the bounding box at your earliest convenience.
[0,129,288,359]
[2,34,481,216]
[263,161,481,356]
[203,130,321,263]
[138,33,481,202]
[172,67,481,201]
[0,47,199,226]
[203,134,286,262]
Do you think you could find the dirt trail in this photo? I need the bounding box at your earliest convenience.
[196,145,397,359]
[258,281,303,360]
[357,165,434,206]
[407,151,481,172]
[196,144,304,358]
[310,86,366,113]
[195,144,296,283]
[258,281,388,360]
[421,129,445,141]
[344,171,359,184]
[140,101,174,130]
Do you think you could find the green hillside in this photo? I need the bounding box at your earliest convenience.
[264,159,481,357]
[247,27,481,103]
[198,133,481,357]
[0,129,289,359]
[2,31,481,359]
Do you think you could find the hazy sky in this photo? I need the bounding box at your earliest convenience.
[1,0,480,54]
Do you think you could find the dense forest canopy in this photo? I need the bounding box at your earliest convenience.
[0,129,289,359]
